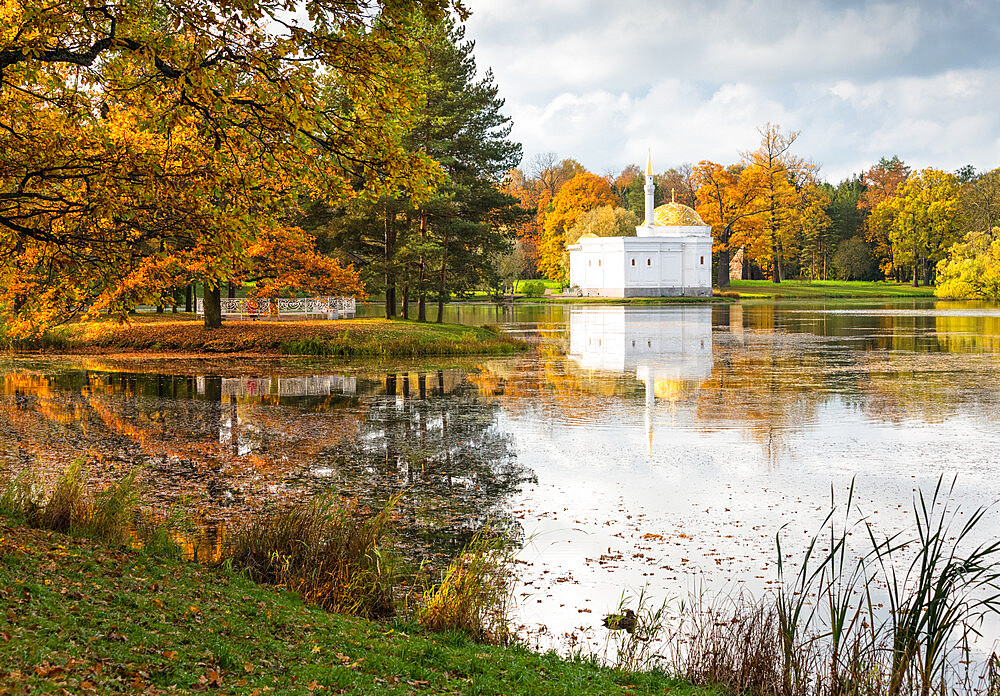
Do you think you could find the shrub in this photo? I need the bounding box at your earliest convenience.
[833,237,877,281]
[520,280,546,296]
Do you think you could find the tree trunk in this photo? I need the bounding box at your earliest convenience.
[770,194,781,283]
[384,202,396,319]
[185,284,193,313]
[156,238,166,312]
[385,285,396,319]
[912,265,918,287]
[401,285,409,320]
[771,227,783,283]
[11,240,26,311]
[204,283,222,329]
[716,246,730,288]
[418,207,428,322]
[436,232,449,324]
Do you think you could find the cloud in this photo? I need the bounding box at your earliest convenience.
[464,0,1000,181]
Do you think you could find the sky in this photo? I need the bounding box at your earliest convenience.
[461,0,1000,182]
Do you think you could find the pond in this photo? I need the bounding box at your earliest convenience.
[4,299,1000,656]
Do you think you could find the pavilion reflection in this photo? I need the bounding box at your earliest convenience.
[566,306,713,449]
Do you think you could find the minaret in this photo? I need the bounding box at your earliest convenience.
[644,149,655,227]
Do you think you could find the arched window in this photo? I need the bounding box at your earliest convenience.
[700,256,705,265]
[647,259,651,266]
[598,259,602,266]
[631,258,635,266]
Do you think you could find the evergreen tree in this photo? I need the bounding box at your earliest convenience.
[308,16,524,321]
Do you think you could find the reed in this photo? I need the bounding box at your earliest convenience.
[417,530,516,645]
[85,467,143,544]
[0,469,43,523]
[605,587,674,674]
[870,477,1000,696]
[40,460,87,532]
[669,593,786,694]
[0,461,144,546]
[224,495,399,619]
[623,476,1000,696]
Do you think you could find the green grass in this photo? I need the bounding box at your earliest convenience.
[0,523,710,695]
[3,316,528,358]
[518,295,733,305]
[513,279,563,293]
[727,279,936,298]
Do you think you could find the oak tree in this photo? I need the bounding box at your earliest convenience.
[0,0,460,332]
[538,172,614,281]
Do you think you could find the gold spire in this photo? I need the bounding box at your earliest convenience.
[646,149,652,176]
[671,188,676,203]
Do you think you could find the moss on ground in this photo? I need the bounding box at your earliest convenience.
[0,524,709,695]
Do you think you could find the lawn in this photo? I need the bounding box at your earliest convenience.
[4,315,528,358]
[727,279,936,298]
[0,523,709,695]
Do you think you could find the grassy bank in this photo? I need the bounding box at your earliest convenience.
[513,295,734,305]
[727,279,936,298]
[480,279,933,302]
[0,523,704,695]
[4,316,527,358]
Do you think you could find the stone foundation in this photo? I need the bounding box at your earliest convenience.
[580,287,712,298]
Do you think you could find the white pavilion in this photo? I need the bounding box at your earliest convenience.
[567,153,713,297]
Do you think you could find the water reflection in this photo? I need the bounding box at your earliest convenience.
[0,364,533,566]
[297,371,535,560]
[567,307,713,450]
[5,300,1000,656]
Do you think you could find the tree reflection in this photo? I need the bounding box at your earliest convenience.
[0,364,534,569]
[468,302,1000,465]
[299,370,534,562]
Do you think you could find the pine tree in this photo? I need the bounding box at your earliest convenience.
[308,16,524,321]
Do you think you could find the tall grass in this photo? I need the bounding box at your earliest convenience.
[604,587,675,673]
[279,329,524,358]
[668,593,785,692]
[417,530,516,645]
[224,495,399,619]
[0,469,44,522]
[652,475,1000,696]
[871,477,1000,696]
[0,460,143,545]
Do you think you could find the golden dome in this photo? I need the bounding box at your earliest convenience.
[653,202,704,226]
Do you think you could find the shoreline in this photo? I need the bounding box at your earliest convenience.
[2,317,529,358]
[0,522,704,695]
